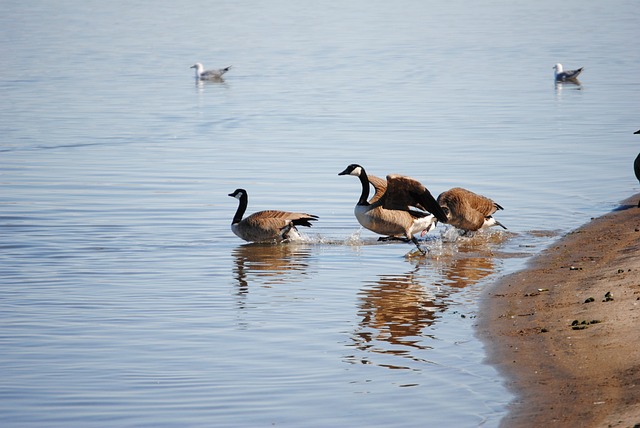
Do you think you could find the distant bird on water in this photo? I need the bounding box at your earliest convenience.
[191,63,231,80]
[437,187,507,233]
[228,189,318,243]
[553,63,584,82]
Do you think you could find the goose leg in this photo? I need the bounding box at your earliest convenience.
[410,236,427,255]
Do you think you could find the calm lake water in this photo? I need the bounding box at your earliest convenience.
[1,1,639,426]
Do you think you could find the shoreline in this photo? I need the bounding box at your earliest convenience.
[479,194,640,427]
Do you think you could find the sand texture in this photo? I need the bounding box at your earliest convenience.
[480,195,640,427]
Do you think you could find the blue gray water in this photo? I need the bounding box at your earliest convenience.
[1,1,639,426]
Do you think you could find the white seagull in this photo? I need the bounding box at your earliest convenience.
[553,63,583,82]
[190,63,232,80]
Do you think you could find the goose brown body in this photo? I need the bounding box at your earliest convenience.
[437,187,506,232]
[229,189,318,242]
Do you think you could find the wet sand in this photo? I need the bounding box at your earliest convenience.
[480,195,640,427]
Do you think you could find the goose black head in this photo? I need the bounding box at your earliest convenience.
[228,189,247,199]
[338,164,364,177]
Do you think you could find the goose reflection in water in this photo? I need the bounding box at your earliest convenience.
[349,241,499,371]
[349,271,440,370]
[431,232,503,290]
[232,243,312,297]
[434,252,497,290]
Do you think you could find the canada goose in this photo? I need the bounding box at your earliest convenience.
[635,131,640,207]
[191,63,231,80]
[553,63,583,82]
[635,153,640,207]
[437,187,507,233]
[338,164,448,253]
[228,189,318,242]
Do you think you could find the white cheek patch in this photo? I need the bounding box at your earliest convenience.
[352,166,362,176]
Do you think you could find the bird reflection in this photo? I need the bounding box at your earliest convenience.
[418,230,506,293]
[195,77,229,92]
[349,270,440,370]
[232,243,311,302]
[438,254,495,289]
[348,238,500,371]
[555,78,582,95]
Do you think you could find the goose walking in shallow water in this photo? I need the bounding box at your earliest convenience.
[338,164,448,254]
[191,63,232,80]
[228,189,318,243]
[635,130,640,207]
[437,187,506,233]
[553,63,583,82]
[635,153,640,207]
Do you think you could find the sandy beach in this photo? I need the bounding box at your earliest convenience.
[480,194,640,427]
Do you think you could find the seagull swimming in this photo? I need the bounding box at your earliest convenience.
[553,63,583,82]
[190,63,231,80]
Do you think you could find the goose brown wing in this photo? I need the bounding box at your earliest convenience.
[465,190,501,216]
[246,210,318,228]
[290,213,319,228]
[367,174,388,204]
[383,174,448,222]
[439,187,502,217]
